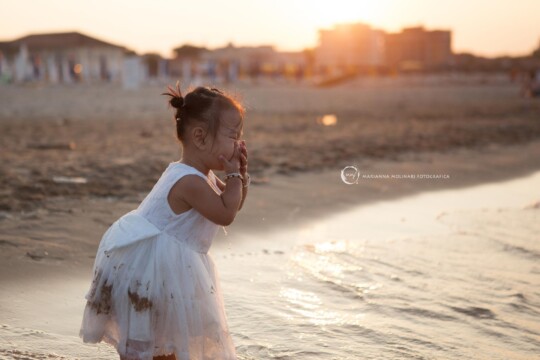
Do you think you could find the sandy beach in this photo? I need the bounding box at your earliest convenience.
[2,75,539,214]
[1,76,540,359]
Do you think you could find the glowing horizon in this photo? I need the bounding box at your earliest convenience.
[1,0,539,58]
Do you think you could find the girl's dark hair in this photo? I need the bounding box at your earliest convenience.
[161,82,245,146]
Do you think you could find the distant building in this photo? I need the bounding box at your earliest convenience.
[204,43,272,82]
[313,23,452,75]
[140,53,168,80]
[169,42,307,84]
[0,31,130,84]
[384,26,452,71]
[168,44,207,80]
[314,23,386,73]
[272,50,308,80]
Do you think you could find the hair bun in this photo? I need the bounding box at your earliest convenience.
[170,96,184,109]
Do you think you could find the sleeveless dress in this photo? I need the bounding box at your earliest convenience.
[79,162,237,360]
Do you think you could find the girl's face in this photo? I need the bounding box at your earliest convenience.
[209,109,243,170]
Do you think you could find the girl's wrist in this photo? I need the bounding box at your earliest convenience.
[225,172,243,183]
[225,176,243,189]
[225,172,250,188]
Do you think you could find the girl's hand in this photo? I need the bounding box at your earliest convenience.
[239,140,248,178]
[219,141,241,174]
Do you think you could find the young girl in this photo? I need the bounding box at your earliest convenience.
[79,83,249,360]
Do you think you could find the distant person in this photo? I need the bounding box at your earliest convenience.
[79,82,250,360]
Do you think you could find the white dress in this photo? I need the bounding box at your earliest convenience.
[79,162,237,360]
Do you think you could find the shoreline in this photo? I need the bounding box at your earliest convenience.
[0,141,540,358]
[220,139,540,237]
[1,139,539,284]
[0,144,539,359]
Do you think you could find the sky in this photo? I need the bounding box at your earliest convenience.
[1,0,539,58]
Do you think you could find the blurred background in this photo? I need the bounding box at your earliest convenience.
[1,0,540,213]
[1,1,540,359]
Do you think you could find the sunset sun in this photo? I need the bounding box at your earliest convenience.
[292,0,394,29]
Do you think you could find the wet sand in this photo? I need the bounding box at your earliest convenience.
[0,138,539,283]
[1,76,540,213]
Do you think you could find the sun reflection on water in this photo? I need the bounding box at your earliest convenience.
[278,286,366,326]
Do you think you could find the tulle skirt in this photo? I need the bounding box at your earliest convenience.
[79,231,237,360]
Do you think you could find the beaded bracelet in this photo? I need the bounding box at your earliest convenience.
[225,172,243,182]
[226,172,251,188]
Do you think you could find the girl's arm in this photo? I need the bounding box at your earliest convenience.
[238,183,248,211]
[178,175,242,226]
[216,175,248,211]
[216,176,226,191]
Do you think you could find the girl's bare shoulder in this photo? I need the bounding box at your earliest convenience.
[167,174,207,215]
[169,173,233,226]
